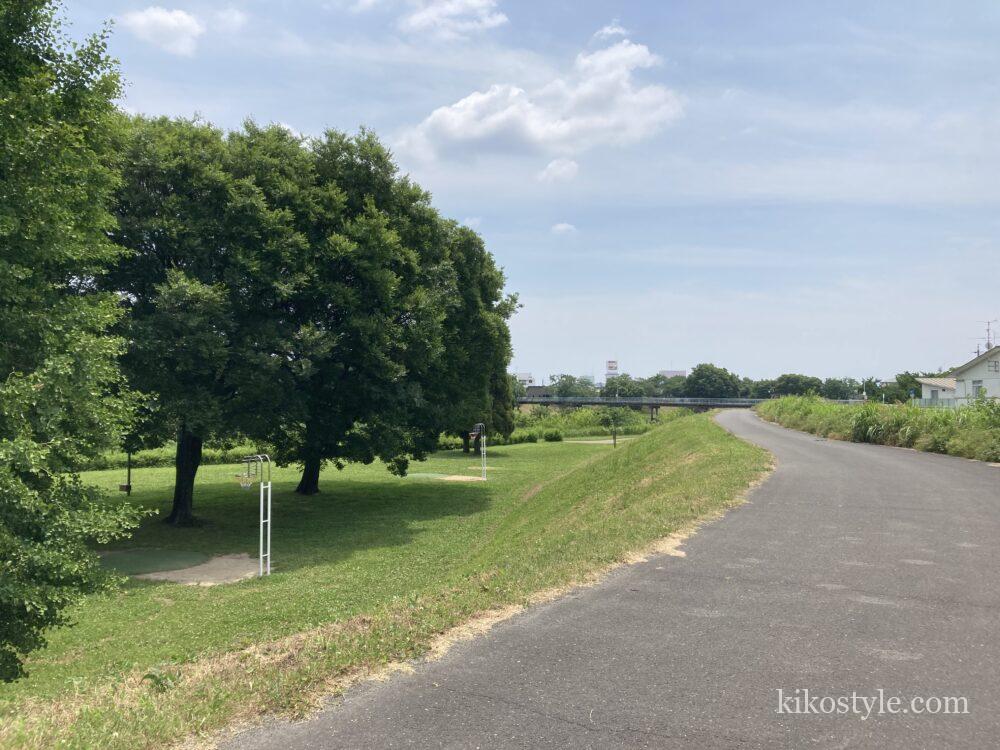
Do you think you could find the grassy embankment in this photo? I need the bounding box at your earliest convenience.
[756,395,1000,462]
[0,412,769,749]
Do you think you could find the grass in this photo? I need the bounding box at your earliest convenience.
[512,404,681,440]
[756,395,1000,461]
[0,413,770,749]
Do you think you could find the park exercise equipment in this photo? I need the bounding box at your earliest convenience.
[239,455,272,576]
[470,423,487,480]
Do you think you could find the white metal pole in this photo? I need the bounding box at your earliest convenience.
[266,481,272,575]
[481,435,486,480]
[258,480,264,577]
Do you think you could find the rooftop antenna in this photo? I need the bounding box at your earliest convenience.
[977,319,998,351]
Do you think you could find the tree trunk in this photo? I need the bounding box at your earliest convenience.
[461,434,471,453]
[166,428,202,525]
[296,454,322,495]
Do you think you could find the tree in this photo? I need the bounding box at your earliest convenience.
[601,374,645,398]
[0,1,142,680]
[107,117,260,524]
[772,373,824,396]
[431,223,516,454]
[684,363,741,398]
[645,374,686,397]
[550,374,599,397]
[820,378,858,400]
[235,129,513,493]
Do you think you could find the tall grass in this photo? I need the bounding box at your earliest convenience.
[756,396,1000,462]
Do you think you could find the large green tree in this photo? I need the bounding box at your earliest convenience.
[0,1,142,680]
[434,223,517,453]
[684,363,741,398]
[228,128,492,494]
[107,117,296,524]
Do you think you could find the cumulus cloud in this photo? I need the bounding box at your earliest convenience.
[120,6,206,56]
[537,158,579,183]
[594,19,628,39]
[551,222,577,235]
[399,0,508,38]
[400,39,683,159]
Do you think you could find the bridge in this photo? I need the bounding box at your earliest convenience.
[517,396,765,409]
[516,396,865,416]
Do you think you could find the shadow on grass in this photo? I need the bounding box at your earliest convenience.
[101,475,492,576]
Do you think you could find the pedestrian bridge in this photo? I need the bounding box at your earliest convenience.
[517,396,764,409]
[517,395,863,409]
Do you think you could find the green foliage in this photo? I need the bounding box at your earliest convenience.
[0,1,143,681]
[757,396,1000,462]
[772,373,823,396]
[684,363,741,398]
[549,374,599,397]
[601,374,645,398]
[542,429,564,442]
[514,405,668,438]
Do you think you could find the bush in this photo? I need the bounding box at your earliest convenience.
[513,405,687,438]
[756,396,1000,462]
[542,429,563,442]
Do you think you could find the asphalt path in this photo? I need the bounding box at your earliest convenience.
[226,410,1000,749]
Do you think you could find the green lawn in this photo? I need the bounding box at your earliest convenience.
[0,413,770,750]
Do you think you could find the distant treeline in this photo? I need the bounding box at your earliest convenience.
[535,365,946,402]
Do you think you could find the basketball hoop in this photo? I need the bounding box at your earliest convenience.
[471,423,486,480]
[239,455,272,576]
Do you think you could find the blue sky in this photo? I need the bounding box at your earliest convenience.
[69,1,1000,380]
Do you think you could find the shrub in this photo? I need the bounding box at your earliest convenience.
[542,429,563,442]
[757,396,999,463]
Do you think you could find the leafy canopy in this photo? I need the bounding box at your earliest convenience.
[0,1,143,681]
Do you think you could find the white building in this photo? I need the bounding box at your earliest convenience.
[916,377,956,402]
[658,369,687,378]
[950,346,1000,403]
[514,372,535,387]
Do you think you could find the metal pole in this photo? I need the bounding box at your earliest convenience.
[266,481,272,575]
[126,451,132,496]
[259,478,264,577]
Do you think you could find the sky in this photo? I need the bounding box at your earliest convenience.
[67,0,1000,381]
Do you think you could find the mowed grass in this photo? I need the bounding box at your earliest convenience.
[0,413,770,749]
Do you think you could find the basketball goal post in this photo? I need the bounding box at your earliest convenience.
[469,423,486,480]
[239,454,272,576]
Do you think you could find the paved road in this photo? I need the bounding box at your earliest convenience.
[227,411,1000,749]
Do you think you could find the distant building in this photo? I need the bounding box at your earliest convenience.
[658,369,687,378]
[916,377,956,402]
[514,372,535,387]
[914,345,1000,406]
[605,360,619,381]
[951,346,1000,402]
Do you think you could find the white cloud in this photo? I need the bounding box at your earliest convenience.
[214,6,248,33]
[536,158,579,183]
[400,39,683,159]
[399,0,508,38]
[551,222,577,235]
[120,7,205,56]
[594,19,628,39]
[461,216,482,228]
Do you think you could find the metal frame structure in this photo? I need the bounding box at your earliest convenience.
[240,455,272,576]
[470,423,487,480]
